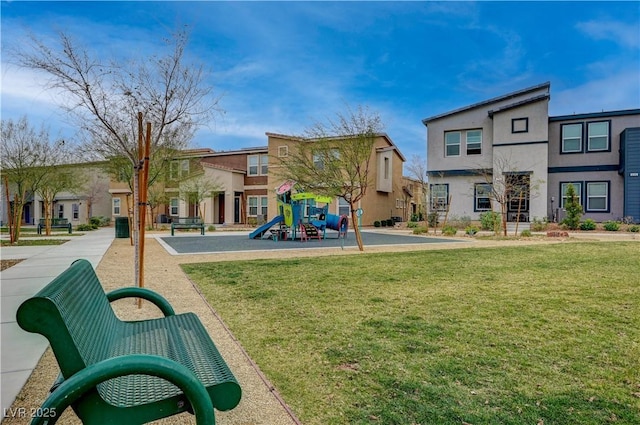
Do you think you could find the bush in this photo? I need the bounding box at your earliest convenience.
[410,213,423,222]
[207,225,216,232]
[412,226,428,235]
[603,221,620,231]
[386,219,394,227]
[442,225,457,236]
[406,221,418,228]
[579,219,597,231]
[427,212,439,228]
[480,211,500,231]
[373,220,381,227]
[449,215,472,230]
[530,217,548,232]
[90,216,111,227]
[380,220,387,227]
[76,224,94,231]
[562,183,582,230]
[465,225,479,236]
[520,229,532,237]
[629,225,640,233]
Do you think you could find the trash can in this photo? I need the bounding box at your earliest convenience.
[115,217,130,238]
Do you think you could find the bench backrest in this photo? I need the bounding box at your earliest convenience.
[176,217,203,224]
[17,259,120,379]
[39,218,69,225]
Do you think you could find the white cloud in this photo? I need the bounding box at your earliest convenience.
[576,20,640,49]
[551,69,640,115]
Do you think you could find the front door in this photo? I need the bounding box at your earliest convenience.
[218,193,225,224]
[234,196,240,223]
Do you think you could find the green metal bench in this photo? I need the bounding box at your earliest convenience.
[17,259,241,425]
[37,218,72,234]
[171,217,205,236]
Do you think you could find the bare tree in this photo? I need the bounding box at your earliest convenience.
[178,174,224,220]
[277,105,383,251]
[36,163,84,235]
[14,28,221,285]
[1,116,51,243]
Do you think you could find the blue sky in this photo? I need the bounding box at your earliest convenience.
[2,1,639,160]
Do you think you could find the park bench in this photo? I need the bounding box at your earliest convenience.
[171,216,205,236]
[37,218,72,234]
[16,259,241,425]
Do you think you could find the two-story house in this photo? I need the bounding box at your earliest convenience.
[423,82,640,224]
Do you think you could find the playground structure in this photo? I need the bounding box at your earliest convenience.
[249,181,349,241]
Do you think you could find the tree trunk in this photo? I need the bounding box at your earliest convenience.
[350,203,364,251]
[44,199,52,236]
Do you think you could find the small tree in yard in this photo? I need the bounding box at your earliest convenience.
[405,154,430,228]
[178,174,224,219]
[562,183,582,230]
[36,164,84,235]
[277,105,383,251]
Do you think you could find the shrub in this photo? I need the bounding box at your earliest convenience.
[386,219,394,227]
[603,221,620,231]
[442,225,457,236]
[629,225,640,233]
[380,220,387,227]
[520,229,532,237]
[406,221,418,229]
[465,225,479,236]
[530,217,548,232]
[76,224,94,231]
[449,215,472,229]
[427,212,439,228]
[480,211,500,231]
[562,183,582,230]
[207,225,216,232]
[579,219,596,231]
[412,226,428,235]
[90,216,111,227]
[373,220,381,227]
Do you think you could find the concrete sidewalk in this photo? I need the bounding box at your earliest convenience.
[0,228,115,416]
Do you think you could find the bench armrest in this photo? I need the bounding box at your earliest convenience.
[106,287,175,317]
[30,355,214,425]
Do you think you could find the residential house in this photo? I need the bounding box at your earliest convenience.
[266,132,407,226]
[423,82,640,224]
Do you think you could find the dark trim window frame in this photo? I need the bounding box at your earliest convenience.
[430,183,449,211]
[561,123,583,154]
[444,131,461,157]
[512,117,529,133]
[560,181,583,209]
[585,181,610,212]
[587,120,611,152]
[466,130,482,155]
[474,183,492,212]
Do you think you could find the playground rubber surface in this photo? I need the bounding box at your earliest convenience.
[159,230,465,254]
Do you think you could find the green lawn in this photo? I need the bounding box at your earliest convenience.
[183,242,640,425]
[1,239,69,247]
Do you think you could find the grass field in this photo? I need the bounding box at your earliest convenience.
[183,242,640,425]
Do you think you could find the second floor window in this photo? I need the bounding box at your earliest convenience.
[170,160,189,180]
[587,121,609,151]
[248,155,268,176]
[466,130,482,155]
[170,198,179,216]
[561,123,583,153]
[444,132,460,157]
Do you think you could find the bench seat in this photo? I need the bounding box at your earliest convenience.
[17,259,240,425]
[171,217,205,236]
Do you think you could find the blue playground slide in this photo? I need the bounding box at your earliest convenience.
[249,215,284,239]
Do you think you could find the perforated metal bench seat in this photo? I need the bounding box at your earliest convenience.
[17,259,241,425]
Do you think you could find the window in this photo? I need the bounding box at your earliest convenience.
[248,156,259,176]
[58,204,64,219]
[587,121,609,151]
[430,184,449,211]
[586,182,608,212]
[260,154,268,175]
[113,198,121,216]
[474,183,492,211]
[396,199,405,209]
[561,123,583,153]
[512,117,529,133]
[338,197,350,216]
[560,182,582,209]
[260,196,268,217]
[444,132,460,157]
[72,203,79,220]
[466,130,482,155]
[384,157,390,179]
[248,196,258,216]
[247,155,268,176]
[170,198,179,216]
[313,149,339,170]
[278,146,289,157]
[170,160,189,180]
